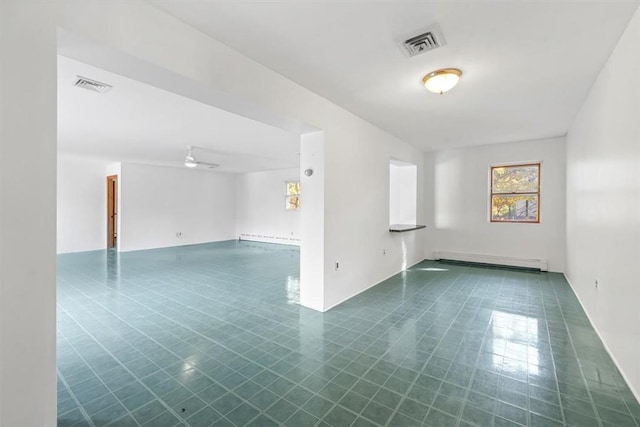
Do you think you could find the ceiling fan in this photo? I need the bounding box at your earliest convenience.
[184,145,220,169]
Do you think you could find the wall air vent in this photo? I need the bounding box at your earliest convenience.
[74,76,112,93]
[402,25,446,57]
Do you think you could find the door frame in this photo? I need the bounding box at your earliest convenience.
[106,175,117,249]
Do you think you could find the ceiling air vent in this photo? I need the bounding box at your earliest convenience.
[402,25,446,57]
[74,76,112,93]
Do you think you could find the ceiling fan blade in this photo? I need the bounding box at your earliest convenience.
[195,160,220,169]
[183,146,220,169]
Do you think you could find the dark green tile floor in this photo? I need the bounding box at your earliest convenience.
[57,241,640,426]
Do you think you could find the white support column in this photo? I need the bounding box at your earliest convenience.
[0,1,57,425]
[299,131,326,311]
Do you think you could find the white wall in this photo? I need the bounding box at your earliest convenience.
[57,159,238,254]
[1,2,57,424]
[566,7,640,398]
[300,132,325,310]
[321,125,425,310]
[57,154,110,253]
[2,2,425,422]
[423,152,437,261]
[430,136,566,272]
[119,163,237,252]
[236,168,300,245]
[54,2,426,312]
[389,162,418,225]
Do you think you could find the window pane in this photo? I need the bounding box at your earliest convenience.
[492,165,539,194]
[286,195,300,210]
[287,182,300,196]
[491,194,538,222]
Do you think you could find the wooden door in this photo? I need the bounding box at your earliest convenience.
[106,175,117,249]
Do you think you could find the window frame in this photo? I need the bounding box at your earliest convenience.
[285,180,301,211]
[489,162,541,224]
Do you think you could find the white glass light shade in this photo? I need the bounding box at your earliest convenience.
[423,68,462,94]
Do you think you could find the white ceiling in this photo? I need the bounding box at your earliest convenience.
[58,56,300,173]
[149,0,639,150]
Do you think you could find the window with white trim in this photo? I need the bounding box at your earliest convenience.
[490,163,540,223]
[285,181,300,210]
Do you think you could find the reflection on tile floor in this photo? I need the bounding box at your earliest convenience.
[57,241,640,426]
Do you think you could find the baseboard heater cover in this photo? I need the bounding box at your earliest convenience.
[433,251,548,271]
[238,234,300,245]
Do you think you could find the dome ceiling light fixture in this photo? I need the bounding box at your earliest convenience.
[422,68,462,94]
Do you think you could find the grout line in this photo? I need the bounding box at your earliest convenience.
[59,245,314,425]
[56,243,640,427]
[563,273,640,411]
[549,273,604,427]
[455,267,506,427]
[58,304,177,425]
[537,272,568,426]
[56,365,98,427]
[56,327,141,427]
[374,264,476,426]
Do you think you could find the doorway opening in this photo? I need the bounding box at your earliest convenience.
[106,174,117,249]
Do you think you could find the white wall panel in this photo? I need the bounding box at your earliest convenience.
[57,155,109,253]
[566,7,640,398]
[431,137,566,272]
[236,168,300,245]
[119,163,237,252]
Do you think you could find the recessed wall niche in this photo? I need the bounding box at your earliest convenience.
[389,159,417,226]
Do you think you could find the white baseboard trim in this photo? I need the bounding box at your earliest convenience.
[434,250,548,271]
[563,273,640,404]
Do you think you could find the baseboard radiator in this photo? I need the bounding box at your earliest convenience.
[433,251,548,271]
[238,233,300,246]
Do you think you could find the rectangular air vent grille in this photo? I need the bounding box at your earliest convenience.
[402,26,446,57]
[74,76,112,93]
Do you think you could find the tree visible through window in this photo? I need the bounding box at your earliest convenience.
[286,181,300,210]
[490,163,540,223]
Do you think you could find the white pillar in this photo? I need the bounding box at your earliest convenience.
[299,131,325,311]
[0,1,57,425]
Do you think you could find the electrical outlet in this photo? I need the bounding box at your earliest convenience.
[383,249,386,255]
[335,261,340,271]
[595,279,599,289]
[176,232,182,238]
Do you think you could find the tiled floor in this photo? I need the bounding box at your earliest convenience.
[57,241,640,427]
